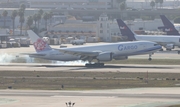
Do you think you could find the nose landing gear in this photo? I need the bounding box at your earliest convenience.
[148,54,152,61]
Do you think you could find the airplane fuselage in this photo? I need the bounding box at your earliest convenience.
[135,35,180,46]
[29,41,161,61]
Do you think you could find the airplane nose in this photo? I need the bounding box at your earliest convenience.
[157,45,162,50]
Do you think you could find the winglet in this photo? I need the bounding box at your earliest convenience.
[27,30,52,52]
[116,19,136,41]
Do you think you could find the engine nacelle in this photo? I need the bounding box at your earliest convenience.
[165,44,174,50]
[113,56,128,60]
[96,52,113,61]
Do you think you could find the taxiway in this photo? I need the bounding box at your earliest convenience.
[0,88,180,107]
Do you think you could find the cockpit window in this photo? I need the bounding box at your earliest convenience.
[154,44,159,46]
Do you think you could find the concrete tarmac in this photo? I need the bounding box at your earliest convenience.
[0,44,180,107]
[0,88,180,107]
[0,63,179,73]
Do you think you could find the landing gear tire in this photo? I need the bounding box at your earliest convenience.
[85,63,104,67]
[148,54,152,61]
[159,49,163,51]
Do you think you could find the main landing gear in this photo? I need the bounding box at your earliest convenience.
[85,63,105,67]
[85,59,105,67]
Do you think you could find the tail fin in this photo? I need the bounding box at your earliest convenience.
[27,30,52,52]
[159,15,179,35]
[116,19,136,41]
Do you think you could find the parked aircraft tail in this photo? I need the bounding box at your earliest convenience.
[159,15,179,35]
[116,19,136,41]
[27,30,52,52]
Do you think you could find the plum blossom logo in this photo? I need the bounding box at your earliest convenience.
[33,39,46,51]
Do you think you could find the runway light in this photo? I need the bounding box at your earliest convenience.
[65,101,75,107]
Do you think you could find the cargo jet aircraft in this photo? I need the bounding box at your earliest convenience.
[117,19,180,53]
[26,30,161,67]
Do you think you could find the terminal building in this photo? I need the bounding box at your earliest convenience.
[47,13,165,42]
[0,0,178,10]
[29,0,114,9]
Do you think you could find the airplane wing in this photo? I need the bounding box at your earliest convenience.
[156,42,173,46]
[57,49,100,56]
[57,49,102,60]
[20,53,46,56]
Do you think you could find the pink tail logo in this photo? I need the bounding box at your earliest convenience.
[33,38,47,51]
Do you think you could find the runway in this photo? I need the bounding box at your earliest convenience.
[0,88,180,107]
[0,45,180,107]
[0,63,179,73]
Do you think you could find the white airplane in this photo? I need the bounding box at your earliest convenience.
[27,30,161,67]
[117,19,180,53]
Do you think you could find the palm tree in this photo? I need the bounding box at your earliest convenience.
[120,2,126,19]
[37,9,43,34]
[155,0,159,9]
[38,9,44,16]
[159,0,163,8]
[37,13,41,34]
[19,15,25,36]
[26,16,33,29]
[116,0,126,3]
[43,12,49,30]
[2,10,8,28]
[150,1,155,9]
[18,9,24,36]
[48,11,53,25]
[11,10,17,36]
[20,3,26,12]
[33,14,38,28]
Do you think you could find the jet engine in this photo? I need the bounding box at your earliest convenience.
[96,52,113,61]
[165,44,174,50]
[113,56,128,60]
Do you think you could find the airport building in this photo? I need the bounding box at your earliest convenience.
[28,0,113,10]
[47,13,165,42]
[0,0,178,10]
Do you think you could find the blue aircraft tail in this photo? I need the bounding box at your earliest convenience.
[116,19,136,41]
[159,15,179,35]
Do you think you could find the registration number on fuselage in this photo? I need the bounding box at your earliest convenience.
[118,45,138,51]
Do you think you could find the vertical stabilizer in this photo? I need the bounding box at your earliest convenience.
[116,19,136,41]
[160,15,179,35]
[27,30,52,52]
